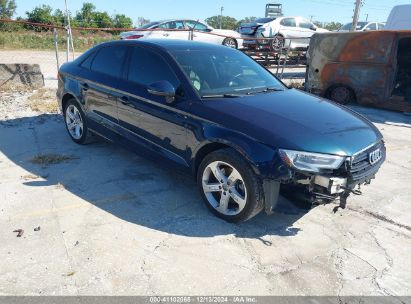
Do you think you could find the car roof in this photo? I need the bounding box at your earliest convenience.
[96,39,231,52]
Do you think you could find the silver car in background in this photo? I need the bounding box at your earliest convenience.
[120,19,243,49]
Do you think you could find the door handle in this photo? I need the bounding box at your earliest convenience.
[81,83,89,91]
[163,33,170,37]
[119,96,131,105]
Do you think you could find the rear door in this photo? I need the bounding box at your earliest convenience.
[116,46,189,166]
[296,18,316,46]
[157,20,190,40]
[84,45,128,134]
[279,18,299,38]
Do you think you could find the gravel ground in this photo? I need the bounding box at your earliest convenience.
[0,89,410,297]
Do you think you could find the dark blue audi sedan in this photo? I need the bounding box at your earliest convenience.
[57,39,385,222]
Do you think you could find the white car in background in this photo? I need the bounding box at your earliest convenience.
[338,21,385,32]
[239,16,328,50]
[120,19,243,49]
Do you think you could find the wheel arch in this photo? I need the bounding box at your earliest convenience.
[325,83,357,103]
[61,91,83,112]
[191,135,278,180]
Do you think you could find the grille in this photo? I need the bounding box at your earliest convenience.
[348,141,386,185]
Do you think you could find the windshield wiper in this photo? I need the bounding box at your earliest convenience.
[250,87,284,94]
[201,93,245,98]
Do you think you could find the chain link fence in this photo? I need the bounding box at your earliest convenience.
[0,19,309,89]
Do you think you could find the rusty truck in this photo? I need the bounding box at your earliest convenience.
[305,31,411,113]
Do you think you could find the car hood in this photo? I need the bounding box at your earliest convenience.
[191,89,382,156]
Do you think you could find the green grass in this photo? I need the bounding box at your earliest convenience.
[0,30,117,51]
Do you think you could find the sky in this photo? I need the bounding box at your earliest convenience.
[14,0,410,25]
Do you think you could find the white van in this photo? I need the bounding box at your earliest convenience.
[385,5,411,30]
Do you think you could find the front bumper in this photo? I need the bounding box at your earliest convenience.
[291,140,386,202]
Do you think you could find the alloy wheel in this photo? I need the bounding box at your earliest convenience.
[65,104,84,140]
[223,38,237,48]
[202,161,247,216]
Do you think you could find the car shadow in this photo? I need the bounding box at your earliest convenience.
[1,114,311,242]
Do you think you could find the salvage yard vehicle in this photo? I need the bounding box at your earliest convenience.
[306,31,411,112]
[57,40,385,222]
[120,19,243,49]
[240,16,328,50]
[385,5,411,30]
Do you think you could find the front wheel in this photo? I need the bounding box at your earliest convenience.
[328,86,355,105]
[270,34,284,51]
[222,38,238,49]
[197,148,264,222]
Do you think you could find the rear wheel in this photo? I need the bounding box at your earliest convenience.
[197,148,264,222]
[63,99,92,144]
[328,86,355,105]
[222,38,238,49]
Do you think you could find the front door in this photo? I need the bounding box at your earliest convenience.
[117,46,189,166]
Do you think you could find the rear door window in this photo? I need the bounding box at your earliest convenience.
[280,18,296,27]
[91,45,128,78]
[185,20,209,31]
[298,19,314,29]
[127,47,180,89]
[158,21,186,30]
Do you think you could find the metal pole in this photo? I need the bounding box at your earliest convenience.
[64,0,74,60]
[66,26,70,62]
[220,6,224,29]
[351,0,362,32]
[53,28,60,71]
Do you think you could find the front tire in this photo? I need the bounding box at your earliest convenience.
[63,99,92,145]
[197,148,264,222]
[270,34,284,51]
[222,38,238,49]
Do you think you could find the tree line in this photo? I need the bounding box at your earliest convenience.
[1,0,343,32]
[0,1,134,31]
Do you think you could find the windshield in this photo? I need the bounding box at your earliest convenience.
[170,48,285,97]
[140,22,160,29]
[339,22,368,31]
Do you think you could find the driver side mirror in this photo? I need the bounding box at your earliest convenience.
[147,80,176,104]
[310,25,317,31]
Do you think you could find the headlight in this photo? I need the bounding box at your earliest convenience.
[279,149,345,173]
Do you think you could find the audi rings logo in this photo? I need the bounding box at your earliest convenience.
[369,148,382,165]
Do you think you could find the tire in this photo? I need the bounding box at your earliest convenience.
[270,34,284,51]
[63,98,92,145]
[328,85,355,105]
[197,148,264,223]
[222,38,238,49]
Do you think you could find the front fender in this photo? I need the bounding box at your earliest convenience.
[190,123,291,180]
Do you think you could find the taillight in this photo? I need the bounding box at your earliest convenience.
[125,35,144,40]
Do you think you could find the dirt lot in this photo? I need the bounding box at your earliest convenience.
[0,86,410,297]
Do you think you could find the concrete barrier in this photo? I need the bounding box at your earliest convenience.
[0,64,44,89]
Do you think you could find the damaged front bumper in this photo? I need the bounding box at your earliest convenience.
[263,141,386,213]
